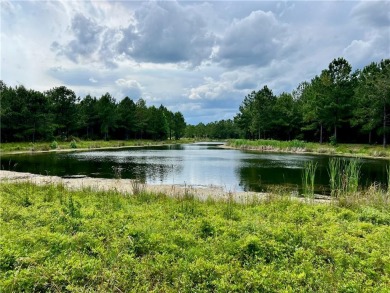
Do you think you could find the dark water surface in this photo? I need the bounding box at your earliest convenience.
[1,142,388,193]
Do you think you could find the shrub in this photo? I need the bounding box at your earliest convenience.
[70,139,77,149]
[50,140,58,149]
[199,220,215,239]
[329,135,337,146]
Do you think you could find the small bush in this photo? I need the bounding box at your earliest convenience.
[359,207,390,225]
[50,140,58,149]
[70,139,77,149]
[329,135,337,146]
[199,220,215,239]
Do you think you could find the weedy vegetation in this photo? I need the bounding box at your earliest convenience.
[1,181,389,292]
[227,139,390,158]
[301,161,317,198]
[0,139,197,154]
[328,158,362,197]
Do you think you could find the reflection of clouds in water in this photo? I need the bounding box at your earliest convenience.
[61,145,388,192]
[239,153,317,169]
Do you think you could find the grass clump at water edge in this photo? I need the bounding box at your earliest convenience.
[328,158,362,197]
[1,182,389,292]
[301,161,317,198]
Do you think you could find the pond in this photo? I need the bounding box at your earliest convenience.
[1,142,388,193]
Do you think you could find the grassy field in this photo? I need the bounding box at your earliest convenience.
[0,139,197,154]
[227,139,390,158]
[1,182,389,292]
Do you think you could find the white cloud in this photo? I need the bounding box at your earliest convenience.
[351,1,390,27]
[1,0,389,125]
[344,33,390,68]
[117,1,216,67]
[115,78,143,99]
[215,10,291,67]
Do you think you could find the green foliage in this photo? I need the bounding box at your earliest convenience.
[227,139,315,152]
[0,139,196,155]
[50,140,58,149]
[387,165,390,194]
[0,82,186,142]
[1,182,389,292]
[353,60,390,147]
[301,161,317,198]
[186,119,241,139]
[223,192,239,220]
[70,139,77,149]
[329,135,337,146]
[1,58,389,145]
[178,185,198,216]
[328,158,362,197]
[226,139,390,158]
[199,220,215,239]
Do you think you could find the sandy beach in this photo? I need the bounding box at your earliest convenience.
[0,170,268,202]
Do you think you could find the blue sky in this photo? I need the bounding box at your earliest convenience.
[1,0,389,124]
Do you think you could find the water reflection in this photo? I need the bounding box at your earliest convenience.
[1,143,388,192]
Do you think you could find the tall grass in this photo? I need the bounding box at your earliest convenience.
[178,183,197,215]
[301,161,317,198]
[328,158,361,197]
[345,159,361,193]
[328,158,341,197]
[387,165,390,195]
[131,179,146,196]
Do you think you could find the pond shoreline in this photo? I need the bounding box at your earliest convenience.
[3,140,389,160]
[220,144,390,160]
[0,170,331,204]
[0,143,173,156]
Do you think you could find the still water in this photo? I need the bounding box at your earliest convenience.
[1,142,388,193]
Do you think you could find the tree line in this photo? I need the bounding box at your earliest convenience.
[186,58,390,147]
[0,82,186,142]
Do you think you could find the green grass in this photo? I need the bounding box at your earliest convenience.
[1,182,389,292]
[328,158,362,197]
[0,139,197,154]
[302,161,317,198]
[227,139,390,158]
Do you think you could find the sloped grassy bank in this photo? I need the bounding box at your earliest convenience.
[0,139,197,155]
[226,139,390,159]
[1,182,389,292]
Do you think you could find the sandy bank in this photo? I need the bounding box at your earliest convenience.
[0,170,265,203]
[0,170,331,204]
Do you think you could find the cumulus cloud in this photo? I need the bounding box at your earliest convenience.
[344,1,390,68]
[3,0,390,125]
[184,71,256,123]
[54,13,104,63]
[117,1,215,66]
[115,78,143,99]
[351,1,390,27]
[215,10,290,67]
[52,1,216,68]
[233,77,258,90]
[188,77,229,100]
[344,33,390,68]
